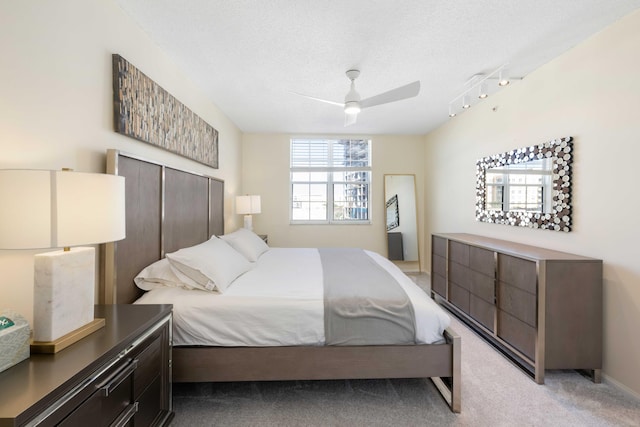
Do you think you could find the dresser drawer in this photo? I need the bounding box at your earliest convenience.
[432,235,447,257]
[432,253,446,277]
[432,272,447,298]
[449,282,470,314]
[499,282,537,327]
[469,246,495,277]
[449,241,469,266]
[498,254,537,294]
[469,270,495,303]
[498,310,536,361]
[449,262,470,290]
[470,295,495,332]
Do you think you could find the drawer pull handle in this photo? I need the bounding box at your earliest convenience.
[110,402,139,427]
[100,359,138,397]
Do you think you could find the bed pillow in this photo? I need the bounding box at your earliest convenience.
[134,258,201,291]
[220,228,269,262]
[166,236,252,293]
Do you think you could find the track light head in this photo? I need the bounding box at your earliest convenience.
[478,82,488,99]
[462,94,471,109]
[498,68,510,86]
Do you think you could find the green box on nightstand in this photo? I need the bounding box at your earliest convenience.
[0,310,30,373]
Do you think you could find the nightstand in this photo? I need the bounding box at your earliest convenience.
[0,304,173,427]
[259,234,268,244]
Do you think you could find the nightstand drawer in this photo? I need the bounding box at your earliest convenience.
[58,358,136,427]
[136,375,162,426]
[134,330,163,399]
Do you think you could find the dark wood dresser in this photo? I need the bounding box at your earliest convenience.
[0,304,173,427]
[431,233,602,384]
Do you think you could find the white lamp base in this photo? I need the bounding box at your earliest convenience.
[32,247,100,346]
[243,214,254,230]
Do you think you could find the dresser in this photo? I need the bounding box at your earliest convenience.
[0,304,173,427]
[431,233,602,384]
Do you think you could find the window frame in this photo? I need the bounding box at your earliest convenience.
[290,138,372,225]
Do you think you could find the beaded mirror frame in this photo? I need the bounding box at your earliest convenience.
[475,136,573,232]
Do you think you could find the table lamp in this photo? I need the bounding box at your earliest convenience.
[0,169,125,353]
[235,195,261,230]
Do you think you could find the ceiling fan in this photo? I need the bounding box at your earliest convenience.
[294,70,421,126]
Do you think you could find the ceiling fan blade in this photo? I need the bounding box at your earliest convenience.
[344,112,358,126]
[360,81,420,109]
[291,91,344,107]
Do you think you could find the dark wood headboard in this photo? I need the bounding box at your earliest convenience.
[101,149,224,304]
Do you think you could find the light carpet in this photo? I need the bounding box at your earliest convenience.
[171,280,640,426]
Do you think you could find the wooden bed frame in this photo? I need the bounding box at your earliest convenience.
[100,149,461,413]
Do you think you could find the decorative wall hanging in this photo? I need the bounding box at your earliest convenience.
[112,54,219,168]
[386,194,400,231]
[475,136,573,232]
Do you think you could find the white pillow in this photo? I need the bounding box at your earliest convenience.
[166,236,252,293]
[134,258,201,291]
[220,228,269,262]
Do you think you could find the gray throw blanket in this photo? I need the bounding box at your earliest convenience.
[319,248,416,345]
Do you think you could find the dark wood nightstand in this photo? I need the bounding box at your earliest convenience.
[0,304,173,427]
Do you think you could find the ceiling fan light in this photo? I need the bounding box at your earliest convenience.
[344,101,361,115]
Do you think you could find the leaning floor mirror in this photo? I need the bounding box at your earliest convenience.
[384,174,420,272]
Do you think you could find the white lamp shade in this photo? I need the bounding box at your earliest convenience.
[236,195,261,215]
[0,170,126,249]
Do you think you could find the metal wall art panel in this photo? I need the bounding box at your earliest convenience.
[475,136,573,232]
[112,54,219,169]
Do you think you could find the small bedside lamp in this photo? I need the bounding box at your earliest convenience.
[0,169,125,353]
[235,195,261,230]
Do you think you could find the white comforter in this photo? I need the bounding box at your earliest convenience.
[135,248,450,346]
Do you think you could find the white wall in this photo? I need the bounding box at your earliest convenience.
[0,0,243,325]
[423,10,640,397]
[241,134,426,267]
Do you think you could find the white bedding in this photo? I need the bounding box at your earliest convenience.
[135,248,451,346]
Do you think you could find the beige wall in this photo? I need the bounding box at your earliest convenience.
[0,0,243,325]
[424,10,640,397]
[241,134,426,267]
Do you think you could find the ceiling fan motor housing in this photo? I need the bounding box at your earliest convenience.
[344,70,361,113]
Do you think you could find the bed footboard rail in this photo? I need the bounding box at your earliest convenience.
[431,327,461,413]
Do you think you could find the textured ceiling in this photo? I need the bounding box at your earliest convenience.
[114,0,640,135]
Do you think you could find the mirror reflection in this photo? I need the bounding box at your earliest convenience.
[485,158,553,213]
[384,175,419,269]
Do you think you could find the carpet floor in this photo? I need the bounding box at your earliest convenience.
[171,279,640,426]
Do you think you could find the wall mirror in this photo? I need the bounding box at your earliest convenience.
[384,174,419,269]
[475,136,573,232]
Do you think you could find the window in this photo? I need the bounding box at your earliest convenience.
[290,138,371,223]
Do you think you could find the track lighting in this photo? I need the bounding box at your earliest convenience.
[447,64,520,118]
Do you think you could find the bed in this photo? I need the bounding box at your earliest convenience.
[100,149,461,413]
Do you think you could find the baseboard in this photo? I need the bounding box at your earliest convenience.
[601,373,640,401]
